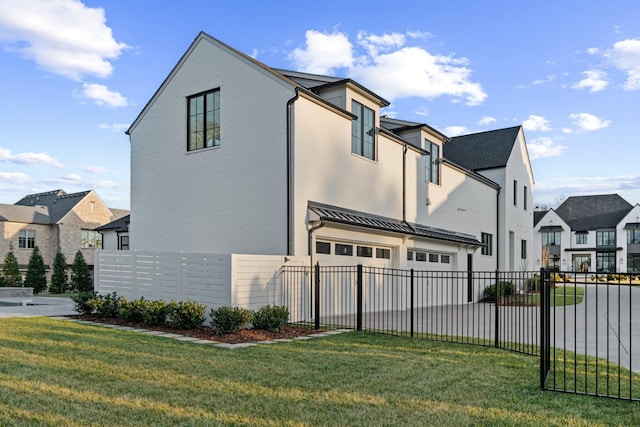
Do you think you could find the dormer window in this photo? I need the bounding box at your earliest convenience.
[425,140,440,185]
[351,100,375,160]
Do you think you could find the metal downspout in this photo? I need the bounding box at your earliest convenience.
[308,220,326,268]
[286,89,300,256]
[496,187,501,270]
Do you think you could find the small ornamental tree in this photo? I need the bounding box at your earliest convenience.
[24,246,47,294]
[1,243,23,287]
[50,251,68,294]
[70,250,92,293]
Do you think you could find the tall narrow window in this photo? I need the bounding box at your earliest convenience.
[521,239,527,259]
[513,180,518,206]
[523,186,528,210]
[18,230,35,249]
[188,89,220,151]
[351,100,375,160]
[481,232,493,256]
[425,140,440,185]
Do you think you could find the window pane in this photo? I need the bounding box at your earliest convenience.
[428,254,439,263]
[376,248,390,259]
[357,246,372,257]
[407,251,413,261]
[316,241,331,254]
[335,244,353,256]
[416,252,427,262]
[440,255,450,264]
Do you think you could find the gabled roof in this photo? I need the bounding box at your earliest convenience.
[15,189,91,223]
[533,210,548,226]
[444,126,521,171]
[0,204,50,224]
[555,194,633,231]
[95,214,130,232]
[308,201,482,247]
[380,116,449,141]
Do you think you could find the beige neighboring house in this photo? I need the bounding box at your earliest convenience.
[0,189,129,275]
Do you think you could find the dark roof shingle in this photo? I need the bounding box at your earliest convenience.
[555,194,633,231]
[444,126,521,171]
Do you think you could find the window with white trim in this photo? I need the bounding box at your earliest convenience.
[18,230,35,249]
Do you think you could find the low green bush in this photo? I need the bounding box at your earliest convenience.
[168,299,206,329]
[142,299,170,326]
[252,305,289,332]
[484,281,515,300]
[118,297,147,323]
[88,292,121,318]
[71,291,97,315]
[210,306,252,335]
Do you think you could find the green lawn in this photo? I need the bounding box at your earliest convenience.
[1,317,639,426]
[521,286,585,307]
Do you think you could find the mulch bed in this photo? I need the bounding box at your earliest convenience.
[66,314,320,344]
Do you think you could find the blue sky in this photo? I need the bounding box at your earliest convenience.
[1,0,640,210]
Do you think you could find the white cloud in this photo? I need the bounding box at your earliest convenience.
[98,122,130,133]
[42,173,82,185]
[535,175,640,201]
[569,112,611,131]
[85,165,106,174]
[604,38,640,90]
[572,70,609,92]
[0,172,31,185]
[522,115,552,132]
[478,116,496,126]
[443,126,471,137]
[288,30,353,74]
[527,137,566,159]
[289,29,487,106]
[92,180,120,188]
[0,0,129,81]
[78,83,128,107]
[0,147,65,168]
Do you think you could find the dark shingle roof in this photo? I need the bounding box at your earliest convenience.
[555,194,633,231]
[15,189,91,223]
[444,126,521,171]
[0,204,50,224]
[308,201,482,246]
[95,214,130,232]
[533,210,548,226]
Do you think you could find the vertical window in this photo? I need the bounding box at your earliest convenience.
[119,235,129,250]
[521,239,527,259]
[541,231,560,246]
[81,230,103,249]
[628,229,640,244]
[188,89,221,151]
[596,230,615,247]
[523,186,527,210]
[351,100,375,160]
[481,233,493,256]
[596,252,616,273]
[513,180,517,206]
[407,250,413,261]
[576,232,587,245]
[425,140,440,185]
[18,230,35,249]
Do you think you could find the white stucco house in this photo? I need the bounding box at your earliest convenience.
[126,32,534,273]
[533,194,640,273]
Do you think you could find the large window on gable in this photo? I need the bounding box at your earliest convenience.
[18,230,35,249]
[188,89,220,151]
[425,140,440,185]
[351,100,375,160]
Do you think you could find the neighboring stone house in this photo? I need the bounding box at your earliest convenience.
[126,32,535,272]
[533,194,640,273]
[0,189,129,273]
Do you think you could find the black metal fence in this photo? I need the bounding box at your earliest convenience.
[283,265,640,402]
[540,270,640,401]
[282,264,541,356]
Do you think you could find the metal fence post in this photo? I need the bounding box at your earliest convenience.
[314,262,320,330]
[357,264,363,331]
[410,268,415,337]
[540,268,550,390]
[495,270,500,348]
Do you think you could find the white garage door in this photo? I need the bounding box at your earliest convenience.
[314,240,394,268]
[406,249,453,271]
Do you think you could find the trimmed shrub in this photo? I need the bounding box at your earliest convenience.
[88,292,121,318]
[210,306,252,335]
[118,297,147,323]
[484,281,515,300]
[141,300,170,326]
[2,243,22,287]
[71,291,97,315]
[252,305,289,332]
[70,251,92,292]
[50,252,68,294]
[168,300,206,329]
[25,246,47,294]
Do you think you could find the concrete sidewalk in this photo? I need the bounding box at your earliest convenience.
[0,296,76,318]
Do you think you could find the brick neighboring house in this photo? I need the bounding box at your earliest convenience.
[0,189,129,277]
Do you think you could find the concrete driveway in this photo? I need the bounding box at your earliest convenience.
[0,296,76,318]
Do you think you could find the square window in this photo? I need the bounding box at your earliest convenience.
[316,241,331,254]
[335,244,353,256]
[440,255,450,264]
[357,246,373,257]
[376,248,391,259]
[415,252,427,262]
[81,230,103,249]
[428,253,439,263]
